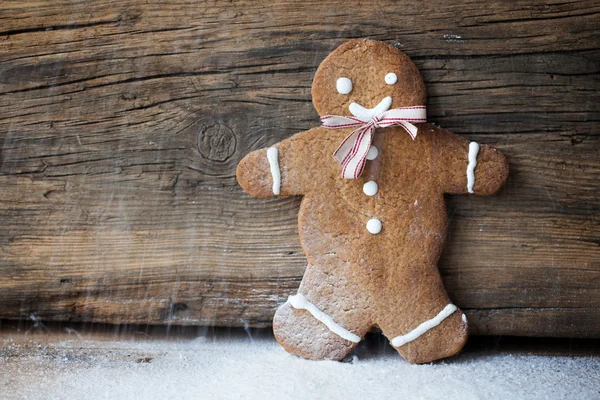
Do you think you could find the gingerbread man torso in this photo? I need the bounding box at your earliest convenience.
[298,125,449,284]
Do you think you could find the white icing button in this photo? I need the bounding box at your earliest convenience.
[363,181,378,196]
[385,72,398,85]
[336,77,352,94]
[366,146,379,160]
[366,218,382,234]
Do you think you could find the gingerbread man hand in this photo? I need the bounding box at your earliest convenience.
[237,39,508,364]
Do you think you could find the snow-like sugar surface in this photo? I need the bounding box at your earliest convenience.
[1,335,598,400]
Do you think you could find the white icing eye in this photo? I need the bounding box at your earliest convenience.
[336,77,352,94]
[385,72,397,85]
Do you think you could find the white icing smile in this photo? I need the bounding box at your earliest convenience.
[349,96,392,121]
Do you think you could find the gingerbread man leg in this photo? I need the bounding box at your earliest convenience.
[273,259,373,361]
[375,263,468,364]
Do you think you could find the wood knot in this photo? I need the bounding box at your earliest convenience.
[196,122,237,162]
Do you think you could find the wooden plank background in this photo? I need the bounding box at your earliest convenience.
[0,0,598,337]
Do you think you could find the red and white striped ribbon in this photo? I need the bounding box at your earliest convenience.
[320,106,426,179]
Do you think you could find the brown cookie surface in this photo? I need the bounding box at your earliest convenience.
[237,39,508,364]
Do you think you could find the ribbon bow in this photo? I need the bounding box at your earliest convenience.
[320,106,426,179]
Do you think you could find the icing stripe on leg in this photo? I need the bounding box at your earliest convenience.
[288,293,361,343]
[391,304,458,348]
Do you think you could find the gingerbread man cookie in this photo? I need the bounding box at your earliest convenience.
[236,39,509,364]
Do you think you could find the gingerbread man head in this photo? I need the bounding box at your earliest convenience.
[311,40,426,118]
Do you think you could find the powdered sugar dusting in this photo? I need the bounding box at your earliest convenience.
[1,334,598,400]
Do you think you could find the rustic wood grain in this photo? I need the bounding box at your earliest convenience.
[0,0,598,336]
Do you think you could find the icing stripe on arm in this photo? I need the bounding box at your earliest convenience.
[266,146,281,195]
[288,293,361,343]
[391,304,457,348]
[466,141,479,193]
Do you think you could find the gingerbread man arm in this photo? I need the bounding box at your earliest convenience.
[236,128,328,198]
[428,125,509,195]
